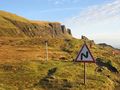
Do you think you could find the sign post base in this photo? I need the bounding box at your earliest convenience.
[84,62,86,85]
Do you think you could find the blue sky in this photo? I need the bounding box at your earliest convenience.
[0,0,120,48]
[0,0,109,21]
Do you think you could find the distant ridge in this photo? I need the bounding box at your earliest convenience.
[98,43,113,48]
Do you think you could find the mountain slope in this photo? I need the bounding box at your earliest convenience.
[0,10,72,38]
[0,10,120,90]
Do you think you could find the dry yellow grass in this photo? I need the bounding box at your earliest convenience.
[0,45,68,63]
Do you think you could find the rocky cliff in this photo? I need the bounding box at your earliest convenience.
[0,11,72,39]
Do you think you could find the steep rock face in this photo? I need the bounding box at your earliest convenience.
[67,29,72,35]
[32,21,72,38]
[47,22,64,38]
[61,25,68,34]
[0,11,72,39]
[81,35,89,40]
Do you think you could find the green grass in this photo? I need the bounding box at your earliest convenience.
[0,10,29,22]
[0,60,117,90]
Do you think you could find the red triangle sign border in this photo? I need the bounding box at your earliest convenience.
[75,43,96,63]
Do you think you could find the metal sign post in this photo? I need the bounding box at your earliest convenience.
[45,41,48,61]
[84,62,86,85]
[75,42,95,85]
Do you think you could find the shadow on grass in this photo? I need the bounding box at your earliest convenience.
[96,58,119,73]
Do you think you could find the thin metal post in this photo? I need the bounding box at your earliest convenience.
[45,41,48,61]
[84,62,86,85]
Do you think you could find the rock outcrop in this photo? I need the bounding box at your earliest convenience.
[81,35,89,40]
[67,29,72,35]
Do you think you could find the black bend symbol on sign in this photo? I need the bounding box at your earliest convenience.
[81,51,89,60]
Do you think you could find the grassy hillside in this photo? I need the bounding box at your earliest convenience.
[0,37,119,90]
[0,11,120,90]
[0,60,117,90]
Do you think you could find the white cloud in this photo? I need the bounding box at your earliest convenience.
[64,0,120,48]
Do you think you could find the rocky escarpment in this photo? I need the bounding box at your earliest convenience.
[32,21,72,38]
[0,11,72,39]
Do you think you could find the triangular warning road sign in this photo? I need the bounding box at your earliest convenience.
[75,43,95,63]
